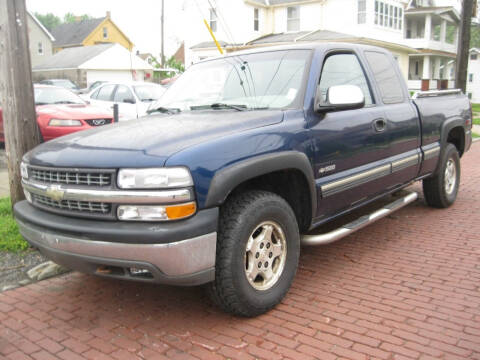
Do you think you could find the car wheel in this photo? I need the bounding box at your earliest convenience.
[423,143,460,208]
[207,190,300,317]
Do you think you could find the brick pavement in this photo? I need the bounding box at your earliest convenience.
[1,142,479,360]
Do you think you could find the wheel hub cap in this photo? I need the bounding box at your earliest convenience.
[244,221,287,291]
[444,158,456,195]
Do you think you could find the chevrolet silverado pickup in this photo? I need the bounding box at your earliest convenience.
[14,43,472,317]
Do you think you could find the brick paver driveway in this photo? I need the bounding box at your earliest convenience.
[1,143,479,360]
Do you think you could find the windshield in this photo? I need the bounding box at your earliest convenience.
[133,84,166,102]
[52,80,77,89]
[151,50,311,111]
[34,87,85,105]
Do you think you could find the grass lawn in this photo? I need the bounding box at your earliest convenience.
[474,118,480,125]
[0,197,28,252]
[473,132,480,138]
[472,104,480,113]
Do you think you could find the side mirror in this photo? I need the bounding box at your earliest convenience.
[315,84,365,113]
[124,98,136,104]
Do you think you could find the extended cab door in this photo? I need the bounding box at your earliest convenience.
[362,50,421,187]
[309,51,394,221]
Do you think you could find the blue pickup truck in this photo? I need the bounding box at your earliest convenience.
[14,43,472,316]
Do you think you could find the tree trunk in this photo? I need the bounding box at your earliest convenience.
[0,0,41,206]
[456,0,475,93]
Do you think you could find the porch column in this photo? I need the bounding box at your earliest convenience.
[434,57,441,79]
[421,55,431,91]
[425,14,432,40]
[440,19,447,43]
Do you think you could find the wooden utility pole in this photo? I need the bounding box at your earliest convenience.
[161,0,165,66]
[456,0,475,93]
[0,0,41,205]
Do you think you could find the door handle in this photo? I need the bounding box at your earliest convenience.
[373,118,387,132]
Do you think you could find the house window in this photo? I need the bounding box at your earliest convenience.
[468,92,472,100]
[415,61,419,76]
[287,6,300,32]
[358,0,366,24]
[471,53,478,60]
[210,8,217,32]
[469,73,474,82]
[374,1,402,30]
[38,42,43,55]
[254,8,259,31]
[103,27,108,39]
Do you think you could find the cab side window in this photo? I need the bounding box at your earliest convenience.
[96,85,116,101]
[114,85,136,104]
[319,53,373,106]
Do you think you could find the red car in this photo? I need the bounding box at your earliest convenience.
[0,85,114,143]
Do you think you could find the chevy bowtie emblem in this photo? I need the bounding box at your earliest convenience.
[45,185,65,202]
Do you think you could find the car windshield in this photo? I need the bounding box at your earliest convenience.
[34,87,85,105]
[52,80,77,89]
[151,49,311,111]
[133,84,166,102]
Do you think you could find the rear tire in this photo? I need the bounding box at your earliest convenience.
[423,143,460,208]
[207,190,300,317]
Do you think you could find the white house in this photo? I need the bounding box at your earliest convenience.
[32,43,154,87]
[180,0,460,91]
[467,48,480,103]
[27,11,55,68]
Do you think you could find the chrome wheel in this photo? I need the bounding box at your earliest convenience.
[244,221,287,291]
[444,158,456,195]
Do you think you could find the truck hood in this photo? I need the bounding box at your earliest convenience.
[26,110,284,168]
[36,104,113,119]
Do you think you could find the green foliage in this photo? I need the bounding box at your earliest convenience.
[164,56,185,77]
[472,103,480,113]
[34,12,61,32]
[34,12,92,32]
[473,118,480,125]
[471,25,480,48]
[0,198,28,252]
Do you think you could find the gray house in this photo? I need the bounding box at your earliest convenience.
[27,12,55,68]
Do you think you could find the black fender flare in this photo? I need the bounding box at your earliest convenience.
[205,151,317,218]
[432,117,466,175]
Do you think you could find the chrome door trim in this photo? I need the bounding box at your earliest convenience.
[392,154,420,173]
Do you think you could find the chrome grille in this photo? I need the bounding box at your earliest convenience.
[32,194,111,214]
[31,168,111,186]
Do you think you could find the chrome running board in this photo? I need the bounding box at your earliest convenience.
[301,191,418,246]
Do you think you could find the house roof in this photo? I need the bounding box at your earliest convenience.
[247,30,418,53]
[190,40,230,49]
[51,17,105,47]
[405,6,460,21]
[470,48,480,53]
[27,11,55,42]
[33,43,154,71]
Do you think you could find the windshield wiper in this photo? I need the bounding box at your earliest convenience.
[190,103,247,111]
[147,106,181,115]
[141,98,157,102]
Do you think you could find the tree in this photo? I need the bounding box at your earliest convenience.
[471,25,480,48]
[63,12,91,23]
[34,12,61,32]
[165,56,185,73]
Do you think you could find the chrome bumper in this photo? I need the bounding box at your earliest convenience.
[16,217,216,285]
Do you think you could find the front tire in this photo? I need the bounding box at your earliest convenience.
[423,143,460,208]
[207,190,300,317]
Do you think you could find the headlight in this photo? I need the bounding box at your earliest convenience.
[117,168,193,189]
[48,119,83,127]
[20,162,29,179]
[117,202,196,221]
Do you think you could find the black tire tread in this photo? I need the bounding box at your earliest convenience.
[207,190,298,317]
[423,143,460,208]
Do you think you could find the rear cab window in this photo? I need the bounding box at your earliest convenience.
[364,51,404,104]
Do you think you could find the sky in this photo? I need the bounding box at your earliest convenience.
[26,0,188,58]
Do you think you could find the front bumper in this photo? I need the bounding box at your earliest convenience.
[14,201,218,286]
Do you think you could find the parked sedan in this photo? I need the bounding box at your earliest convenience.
[0,85,114,143]
[84,82,166,120]
[39,79,79,92]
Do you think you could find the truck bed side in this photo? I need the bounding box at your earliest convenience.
[412,92,472,177]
